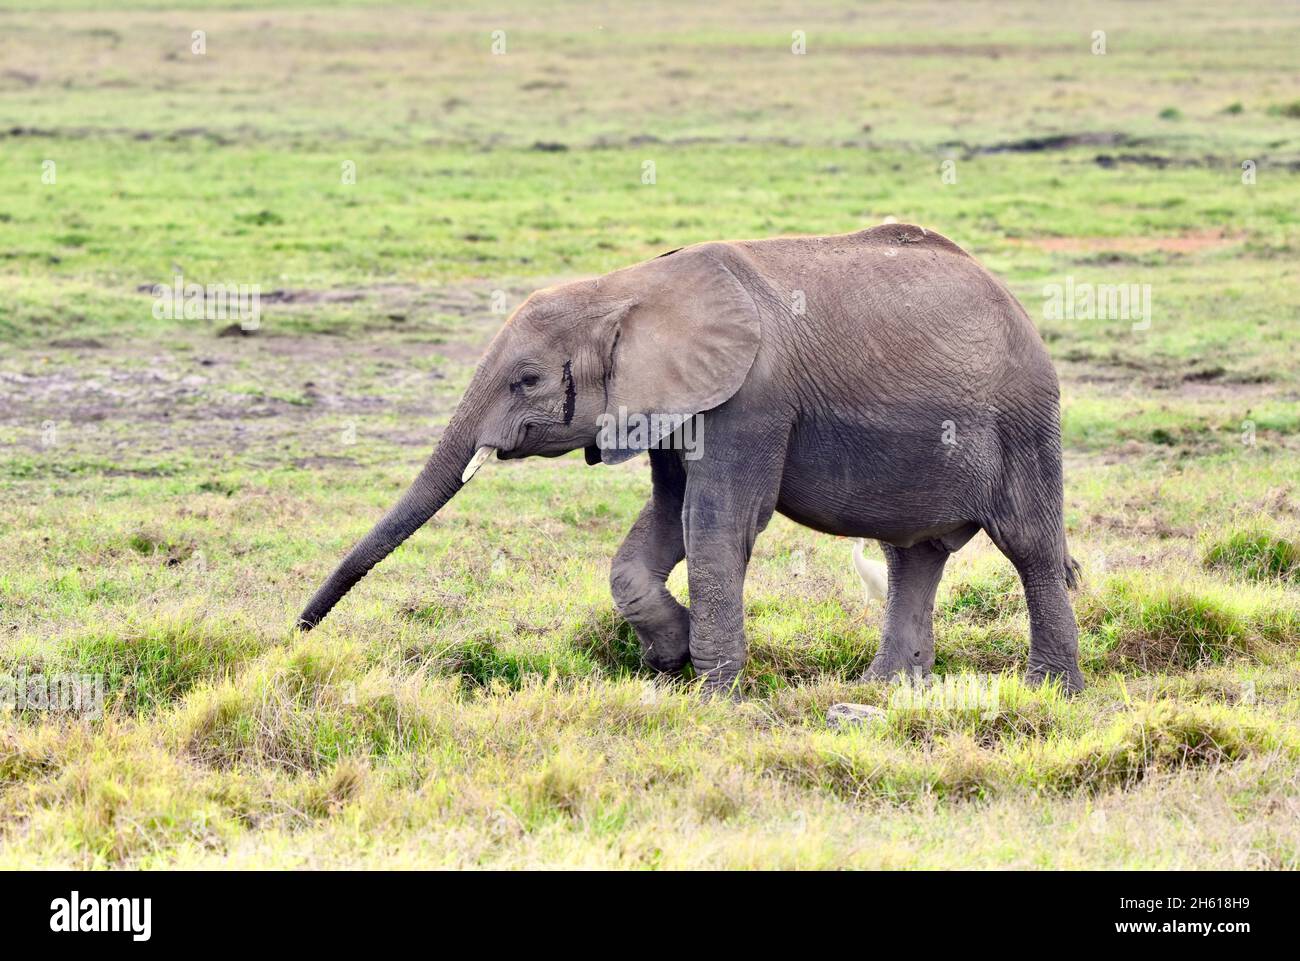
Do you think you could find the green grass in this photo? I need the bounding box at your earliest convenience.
[1204,527,1300,583]
[1,0,1299,869]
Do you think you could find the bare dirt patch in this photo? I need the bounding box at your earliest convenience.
[0,284,521,471]
[1061,359,1278,396]
[838,43,1035,58]
[1017,229,1244,255]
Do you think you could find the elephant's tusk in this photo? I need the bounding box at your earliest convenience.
[461,445,497,484]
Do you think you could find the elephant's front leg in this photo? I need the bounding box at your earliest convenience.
[610,450,690,673]
[682,424,788,694]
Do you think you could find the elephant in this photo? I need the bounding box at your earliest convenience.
[297,223,1085,693]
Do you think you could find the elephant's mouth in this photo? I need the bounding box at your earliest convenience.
[494,422,584,461]
[494,422,533,460]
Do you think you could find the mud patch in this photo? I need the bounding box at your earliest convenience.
[259,288,368,305]
[967,132,1137,155]
[1060,357,1281,399]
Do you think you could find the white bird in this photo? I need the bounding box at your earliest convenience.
[851,538,889,604]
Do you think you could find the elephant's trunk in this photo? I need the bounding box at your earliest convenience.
[296,411,481,631]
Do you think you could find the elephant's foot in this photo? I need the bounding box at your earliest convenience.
[865,541,945,685]
[1021,573,1085,694]
[641,633,690,674]
[983,540,1085,696]
[612,569,691,673]
[1025,659,1085,694]
[690,655,744,700]
[697,679,744,703]
[631,604,691,674]
[863,642,933,684]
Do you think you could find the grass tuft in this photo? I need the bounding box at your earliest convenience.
[940,570,1024,624]
[171,640,443,771]
[759,699,1294,804]
[62,613,268,714]
[566,609,646,676]
[1030,701,1294,794]
[1078,576,1298,671]
[126,528,196,565]
[524,748,605,820]
[1204,528,1300,584]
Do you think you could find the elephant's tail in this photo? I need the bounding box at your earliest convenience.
[1064,552,1082,589]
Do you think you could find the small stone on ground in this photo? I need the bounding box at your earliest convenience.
[826,703,888,730]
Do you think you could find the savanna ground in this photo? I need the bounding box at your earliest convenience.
[0,0,1298,869]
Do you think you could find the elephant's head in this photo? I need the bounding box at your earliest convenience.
[296,243,763,630]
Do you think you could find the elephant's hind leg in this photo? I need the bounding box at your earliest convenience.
[610,451,691,673]
[986,524,1084,693]
[863,540,951,682]
[982,424,1084,692]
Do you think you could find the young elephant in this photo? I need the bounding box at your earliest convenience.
[298,224,1084,692]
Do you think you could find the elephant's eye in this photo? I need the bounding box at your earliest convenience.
[512,371,542,394]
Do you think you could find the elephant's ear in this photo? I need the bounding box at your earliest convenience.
[599,244,762,464]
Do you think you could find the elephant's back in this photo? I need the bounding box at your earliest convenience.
[730,225,1055,400]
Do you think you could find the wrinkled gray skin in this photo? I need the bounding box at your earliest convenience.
[298,224,1084,693]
